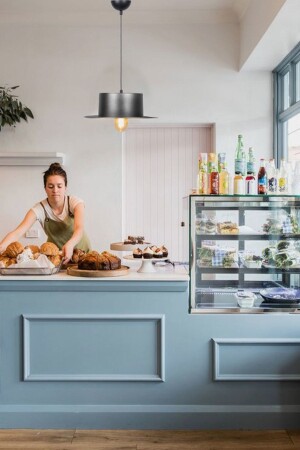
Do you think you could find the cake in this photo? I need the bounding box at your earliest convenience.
[133,248,143,258]
[153,248,163,258]
[78,253,100,270]
[71,248,86,264]
[78,251,121,271]
[143,246,154,259]
[160,245,168,257]
[124,235,145,244]
[102,251,121,270]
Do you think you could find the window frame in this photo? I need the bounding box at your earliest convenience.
[273,42,300,164]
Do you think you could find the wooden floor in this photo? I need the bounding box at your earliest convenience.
[0,430,299,450]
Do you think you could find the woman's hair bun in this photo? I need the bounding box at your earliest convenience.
[43,162,67,187]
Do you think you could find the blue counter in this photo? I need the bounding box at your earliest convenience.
[0,270,300,429]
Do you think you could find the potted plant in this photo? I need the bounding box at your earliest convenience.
[0,85,34,131]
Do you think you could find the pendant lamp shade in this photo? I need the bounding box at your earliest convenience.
[85,0,156,131]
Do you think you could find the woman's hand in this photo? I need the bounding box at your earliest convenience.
[62,241,74,263]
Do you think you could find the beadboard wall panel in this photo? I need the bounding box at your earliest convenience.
[123,126,212,261]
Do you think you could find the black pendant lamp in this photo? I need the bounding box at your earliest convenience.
[86,0,156,132]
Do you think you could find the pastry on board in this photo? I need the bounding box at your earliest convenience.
[25,245,40,254]
[102,251,121,270]
[40,242,60,256]
[217,221,238,234]
[77,250,121,271]
[71,248,86,264]
[6,241,24,258]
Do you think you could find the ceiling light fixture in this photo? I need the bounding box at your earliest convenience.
[86,0,156,132]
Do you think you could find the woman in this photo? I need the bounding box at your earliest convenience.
[0,163,90,262]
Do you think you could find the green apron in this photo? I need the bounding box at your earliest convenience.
[40,196,91,251]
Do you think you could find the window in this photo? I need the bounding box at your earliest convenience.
[273,42,300,164]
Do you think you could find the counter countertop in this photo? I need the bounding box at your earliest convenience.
[0,265,189,282]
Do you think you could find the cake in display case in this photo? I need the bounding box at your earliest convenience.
[184,195,300,313]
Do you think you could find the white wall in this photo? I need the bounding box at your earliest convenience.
[0,18,273,249]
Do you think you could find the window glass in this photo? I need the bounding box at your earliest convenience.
[282,71,290,110]
[296,61,300,102]
[288,112,300,161]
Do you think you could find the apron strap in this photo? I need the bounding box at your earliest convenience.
[40,202,50,222]
[67,196,74,218]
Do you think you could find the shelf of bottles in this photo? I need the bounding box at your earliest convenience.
[197,135,295,196]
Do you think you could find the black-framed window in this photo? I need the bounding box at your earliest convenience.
[273,42,300,164]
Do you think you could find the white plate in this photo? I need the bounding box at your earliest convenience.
[110,242,151,251]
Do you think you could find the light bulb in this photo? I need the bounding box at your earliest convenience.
[114,118,128,132]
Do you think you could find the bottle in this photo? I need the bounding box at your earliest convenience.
[234,172,245,195]
[247,147,255,175]
[218,153,229,195]
[267,159,277,194]
[209,159,219,195]
[208,153,217,174]
[197,153,208,194]
[257,159,267,195]
[278,159,288,193]
[241,149,247,177]
[234,135,244,175]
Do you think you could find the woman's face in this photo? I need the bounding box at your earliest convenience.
[45,175,66,202]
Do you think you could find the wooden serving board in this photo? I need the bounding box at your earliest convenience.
[67,265,130,278]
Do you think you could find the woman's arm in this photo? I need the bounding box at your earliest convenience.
[0,210,37,254]
[62,202,85,262]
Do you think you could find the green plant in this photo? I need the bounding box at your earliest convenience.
[0,85,34,131]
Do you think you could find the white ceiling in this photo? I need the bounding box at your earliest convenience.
[0,0,250,21]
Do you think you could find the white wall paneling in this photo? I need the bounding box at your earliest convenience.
[123,125,212,261]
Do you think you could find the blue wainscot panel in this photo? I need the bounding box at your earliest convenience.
[213,338,300,381]
[23,314,165,381]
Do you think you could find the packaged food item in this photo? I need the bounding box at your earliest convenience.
[217,221,238,234]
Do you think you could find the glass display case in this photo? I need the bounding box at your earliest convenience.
[186,195,300,313]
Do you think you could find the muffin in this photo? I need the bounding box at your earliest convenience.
[154,248,163,258]
[161,245,168,257]
[133,248,143,258]
[40,242,59,256]
[143,246,154,259]
[6,241,24,258]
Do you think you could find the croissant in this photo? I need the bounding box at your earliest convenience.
[6,242,24,258]
[48,255,61,267]
[40,242,59,256]
[25,245,40,254]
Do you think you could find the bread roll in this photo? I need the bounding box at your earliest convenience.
[25,245,40,254]
[40,242,59,256]
[71,248,86,264]
[48,255,61,267]
[6,242,24,258]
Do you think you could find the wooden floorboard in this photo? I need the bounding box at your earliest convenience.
[0,430,299,450]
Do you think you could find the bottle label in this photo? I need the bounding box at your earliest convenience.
[268,177,277,193]
[198,172,208,194]
[258,176,267,194]
[235,159,243,174]
[278,177,287,192]
[234,178,244,195]
[247,162,254,174]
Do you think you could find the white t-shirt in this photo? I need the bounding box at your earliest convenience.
[31,195,84,227]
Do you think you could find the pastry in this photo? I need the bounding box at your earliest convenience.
[6,241,24,258]
[102,251,121,270]
[217,221,238,234]
[133,248,143,258]
[205,219,217,234]
[143,246,154,259]
[0,257,11,268]
[78,253,100,270]
[98,254,110,270]
[125,236,145,244]
[48,255,62,267]
[40,242,59,256]
[71,248,86,264]
[161,245,168,257]
[153,248,163,258]
[25,245,40,254]
[150,245,158,252]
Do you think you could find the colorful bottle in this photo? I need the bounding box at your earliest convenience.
[208,153,217,174]
[257,159,267,195]
[234,172,245,195]
[218,153,229,195]
[278,159,288,193]
[267,159,277,194]
[197,153,208,194]
[235,135,244,175]
[209,158,219,195]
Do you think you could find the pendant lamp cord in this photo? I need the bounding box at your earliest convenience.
[120,11,123,93]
